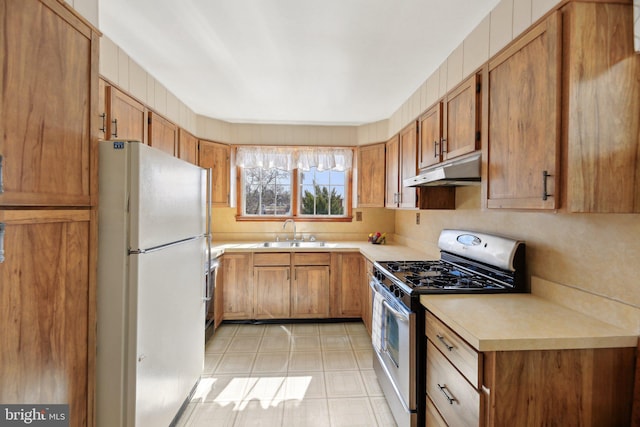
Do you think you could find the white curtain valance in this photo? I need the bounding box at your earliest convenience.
[236,146,353,171]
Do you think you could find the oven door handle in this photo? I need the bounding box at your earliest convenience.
[381,298,409,324]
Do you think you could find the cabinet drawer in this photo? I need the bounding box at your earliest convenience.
[426,395,448,427]
[253,252,291,266]
[293,252,330,265]
[426,312,481,388]
[426,341,480,427]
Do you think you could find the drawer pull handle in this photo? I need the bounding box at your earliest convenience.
[436,334,454,351]
[437,383,456,405]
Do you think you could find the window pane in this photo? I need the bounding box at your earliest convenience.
[243,168,292,216]
[298,167,346,217]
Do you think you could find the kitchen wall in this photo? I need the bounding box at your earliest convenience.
[64,0,98,28]
[211,207,395,242]
[394,187,640,332]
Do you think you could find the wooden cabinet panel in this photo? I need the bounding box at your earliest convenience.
[426,341,481,427]
[384,124,418,209]
[292,252,330,266]
[384,134,399,208]
[198,140,230,206]
[357,143,385,207]
[98,78,108,140]
[254,266,290,319]
[399,123,418,209]
[443,74,481,161]
[486,13,561,210]
[214,258,224,328]
[107,85,147,143]
[254,252,291,266]
[0,210,91,427]
[425,396,448,427]
[330,252,363,317]
[291,266,330,318]
[178,128,199,165]
[0,0,95,207]
[148,111,177,157]
[561,2,640,213]
[418,103,442,169]
[222,253,253,320]
[362,258,374,336]
[485,347,635,427]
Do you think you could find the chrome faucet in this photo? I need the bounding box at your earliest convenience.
[283,219,296,242]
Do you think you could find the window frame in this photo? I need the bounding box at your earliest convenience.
[235,165,353,222]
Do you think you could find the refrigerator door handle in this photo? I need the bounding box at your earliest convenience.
[129,236,203,255]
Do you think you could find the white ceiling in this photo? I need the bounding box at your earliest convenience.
[99,0,500,125]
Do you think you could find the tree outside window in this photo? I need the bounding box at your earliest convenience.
[299,168,345,216]
[243,168,292,216]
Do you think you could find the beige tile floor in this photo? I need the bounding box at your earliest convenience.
[176,322,397,427]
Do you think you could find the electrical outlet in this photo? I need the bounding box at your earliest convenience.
[416,213,420,225]
[356,211,363,221]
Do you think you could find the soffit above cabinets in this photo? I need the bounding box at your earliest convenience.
[100,0,499,126]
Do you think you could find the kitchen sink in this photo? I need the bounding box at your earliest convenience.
[258,241,337,248]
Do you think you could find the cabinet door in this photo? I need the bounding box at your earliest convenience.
[384,135,400,208]
[222,253,253,320]
[178,128,199,165]
[0,210,91,427]
[399,123,418,209]
[107,86,147,143]
[254,266,290,319]
[563,2,640,213]
[331,253,363,317]
[362,258,374,336]
[0,0,95,207]
[198,140,230,206]
[357,143,386,207]
[148,111,177,157]
[418,103,442,169]
[291,266,330,318]
[98,78,108,140]
[486,13,561,210]
[443,74,481,161]
[214,258,224,328]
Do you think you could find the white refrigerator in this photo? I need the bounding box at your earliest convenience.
[96,140,207,426]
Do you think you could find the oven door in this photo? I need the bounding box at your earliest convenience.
[370,279,416,425]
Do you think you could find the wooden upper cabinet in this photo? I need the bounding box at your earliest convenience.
[385,134,400,208]
[418,102,442,169]
[106,85,147,143]
[98,78,108,140]
[443,73,481,161]
[486,3,639,213]
[178,129,199,165]
[486,12,561,210]
[384,125,417,209]
[561,2,640,213]
[148,111,178,157]
[198,140,230,206]
[357,143,385,207]
[0,0,97,207]
[398,122,418,209]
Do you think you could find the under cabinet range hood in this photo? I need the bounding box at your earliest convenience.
[404,151,482,187]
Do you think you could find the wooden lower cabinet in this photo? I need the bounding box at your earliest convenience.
[330,252,363,318]
[362,258,374,336]
[221,253,253,320]
[425,311,636,427]
[291,253,331,318]
[254,266,290,319]
[0,210,93,427]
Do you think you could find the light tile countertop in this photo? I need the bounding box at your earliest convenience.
[209,240,434,262]
[421,293,638,352]
[208,240,638,352]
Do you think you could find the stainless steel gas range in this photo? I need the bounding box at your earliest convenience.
[370,229,526,427]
